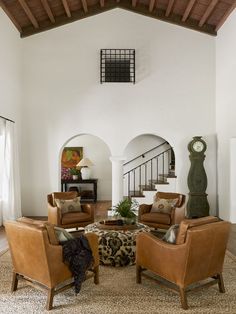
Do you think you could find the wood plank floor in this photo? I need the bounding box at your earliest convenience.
[1,201,236,257]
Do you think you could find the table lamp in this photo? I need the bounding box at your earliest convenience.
[77,158,94,180]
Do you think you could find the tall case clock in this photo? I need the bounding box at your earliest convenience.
[187,136,209,218]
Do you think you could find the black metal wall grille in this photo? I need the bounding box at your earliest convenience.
[100,49,135,84]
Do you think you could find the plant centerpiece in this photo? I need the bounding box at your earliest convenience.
[69,168,80,180]
[113,198,138,225]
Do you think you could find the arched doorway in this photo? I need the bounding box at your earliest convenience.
[60,134,112,202]
[123,134,175,202]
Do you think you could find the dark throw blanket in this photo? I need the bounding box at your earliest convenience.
[62,235,94,294]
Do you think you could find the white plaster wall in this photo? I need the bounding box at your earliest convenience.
[216,10,236,222]
[21,9,216,216]
[0,10,22,125]
[65,134,112,200]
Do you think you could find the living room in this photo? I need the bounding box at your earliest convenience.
[0,0,236,312]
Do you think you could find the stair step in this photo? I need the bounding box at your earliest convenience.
[129,191,145,197]
[139,185,157,191]
[148,180,169,185]
[159,173,177,178]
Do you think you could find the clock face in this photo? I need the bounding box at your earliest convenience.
[192,141,204,152]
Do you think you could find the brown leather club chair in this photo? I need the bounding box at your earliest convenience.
[5,220,99,311]
[48,191,94,228]
[136,216,231,310]
[138,191,186,229]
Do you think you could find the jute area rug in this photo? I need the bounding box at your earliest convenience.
[0,250,236,314]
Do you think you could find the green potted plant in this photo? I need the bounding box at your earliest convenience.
[69,168,80,180]
[113,198,138,225]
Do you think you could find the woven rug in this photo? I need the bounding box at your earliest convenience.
[0,251,236,314]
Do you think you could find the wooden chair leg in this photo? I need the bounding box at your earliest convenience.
[94,266,99,285]
[217,273,225,293]
[11,272,18,292]
[46,288,54,311]
[136,264,142,284]
[179,287,188,310]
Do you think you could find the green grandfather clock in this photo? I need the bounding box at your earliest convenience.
[187,136,209,218]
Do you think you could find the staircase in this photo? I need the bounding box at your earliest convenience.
[123,142,176,204]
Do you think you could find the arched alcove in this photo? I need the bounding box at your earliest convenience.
[123,134,175,198]
[60,133,112,201]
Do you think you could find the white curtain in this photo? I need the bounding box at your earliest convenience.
[0,118,21,226]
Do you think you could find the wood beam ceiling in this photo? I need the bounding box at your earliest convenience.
[18,0,39,28]
[0,0,22,32]
[199,0,218,27]
[81,0,88,13]
[165,0,175,17]
[2,0,234,37]
[61,0,72,17]
[119,0,216,36]
[182,0,196,22]
[149,0,156,12]
[40,0,55,23]
[132,0,138,8]
[215,0,236,31]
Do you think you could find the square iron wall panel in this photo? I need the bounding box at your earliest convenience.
[100,49,135,84]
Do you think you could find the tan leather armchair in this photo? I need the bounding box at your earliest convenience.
[138,191,186,229]
[136,216,231,310]
[5,220,99,311]
[48,191,94,228]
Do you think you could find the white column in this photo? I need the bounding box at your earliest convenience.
[230,138,236,223]
[110,156,126,206]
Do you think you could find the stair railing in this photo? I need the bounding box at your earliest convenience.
[124,141,168,166]
[124,147,174,197]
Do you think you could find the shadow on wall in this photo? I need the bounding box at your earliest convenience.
[60,133,112,201]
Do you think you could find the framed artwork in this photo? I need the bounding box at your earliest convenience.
[61,147,83,180]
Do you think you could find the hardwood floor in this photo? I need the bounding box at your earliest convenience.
[1,202,236,257]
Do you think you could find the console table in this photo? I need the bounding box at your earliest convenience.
[61,179,98,202]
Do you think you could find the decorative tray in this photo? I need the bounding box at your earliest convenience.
[98,220,139,230]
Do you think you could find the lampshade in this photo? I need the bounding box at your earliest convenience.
[77,158,94,167]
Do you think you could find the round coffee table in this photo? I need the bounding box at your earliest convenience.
[85,222,150,267]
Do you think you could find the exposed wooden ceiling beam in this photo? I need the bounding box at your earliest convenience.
[215,0,236,31]
[0,0,22,32]
[165,0,174,17]
[132,0,138,8]
[81,0,88,13]
[21,1,118,37]
[40,0,55,23]
[199,0,218,27]
[18,0,39,28]
[182,0,196,22]
[100,0,105,7]
[149,0,156,12]
[119,1,216,36]
[61,0,71,17]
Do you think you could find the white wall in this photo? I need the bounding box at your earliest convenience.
[0,10,22,125]
[21,9,216,216]
[216,10,236,222]
[65,134,112,200]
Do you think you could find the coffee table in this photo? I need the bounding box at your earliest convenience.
[85,222,150,267]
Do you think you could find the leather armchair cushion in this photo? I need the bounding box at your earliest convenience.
[52,191,78,206]
[62,212,92,225]
[176,216,219,245]
[141,212,171,225]
[151,197,179,214]
[54,197,82,214]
